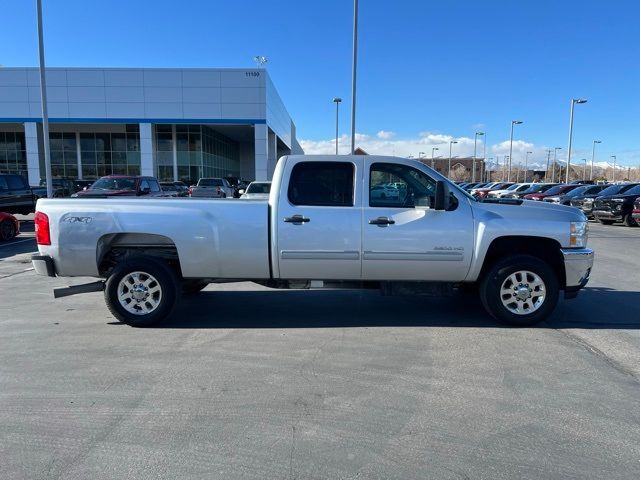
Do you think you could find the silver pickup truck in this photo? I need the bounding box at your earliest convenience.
[32,155,593,327]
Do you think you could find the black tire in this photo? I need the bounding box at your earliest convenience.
[623,214,638,228]
[104,256,179,327]
[598,218,615,225]
[182,279,209,294]
[0,220,16,241]
[479,254,559,327]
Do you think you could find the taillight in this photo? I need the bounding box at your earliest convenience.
[34,211,51,245]
[188,187,193,196]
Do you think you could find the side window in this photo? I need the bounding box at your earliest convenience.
[0,177,8,191]
[288,161,354,207]
[139,179,150,191]
[369,163,436,208]
[149,179,161,192]
[6,175,27,190]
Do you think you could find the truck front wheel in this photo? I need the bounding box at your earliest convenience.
[479,255,559,326]
[104,256,179,327]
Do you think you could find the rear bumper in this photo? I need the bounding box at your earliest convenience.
[560,247,593,298]
[32,254,56,277]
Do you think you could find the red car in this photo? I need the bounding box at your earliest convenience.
[473,182,515,199]
[0,212,20,241]
[73,175,165,198]
[523,184,580,201]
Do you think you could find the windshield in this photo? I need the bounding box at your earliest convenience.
[246,182,271,194]
[505,184,520,191]
[563,185,589,197]
[598,184,633,196]
[543,185,571,195]
[198,178,223,187]
[623,184,640,195]
[90,178,136,191]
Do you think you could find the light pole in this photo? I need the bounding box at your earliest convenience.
[332,97,342,155]
[431,147,439,169]
[37,0,52,198]
[350,0,358,154]
[565,98,588,183]
[590,140,601,180]
[611,155,617,182]
[486,157,494,182]
[552,147,562,182]
[448,140,458,178]
[545,149,552,181]
[582,159,587,180]
[508,120,523,181]
[524,151,532,182]
[473,132,484,182]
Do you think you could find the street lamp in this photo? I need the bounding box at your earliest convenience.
[552,147,562,182]
[36,0,53,198]
[611,155,617,182]
[582,159,587,180]
[473,132,484,182]
[508,120,523,181]
[566,98,588,183]
[431,147,439,169]
[350,0,359,154]
[332,97,342,155]
[524,151,532,182]
[590,140,601,180]
[448,140,458,178]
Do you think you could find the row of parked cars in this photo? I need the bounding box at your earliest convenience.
[456,180,640,227]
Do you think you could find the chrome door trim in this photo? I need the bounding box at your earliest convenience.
[362,251,464,261]
[280,250,360,260]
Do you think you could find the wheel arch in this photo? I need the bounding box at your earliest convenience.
[478,236,566,289]
[97,233,182,277]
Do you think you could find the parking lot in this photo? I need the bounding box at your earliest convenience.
[1,220,639,479]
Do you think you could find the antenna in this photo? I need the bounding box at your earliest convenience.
[253,56,268,68]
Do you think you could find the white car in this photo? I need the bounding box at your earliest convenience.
[240,181,271,200]
[370,184,400,200]
[488,183,535,199]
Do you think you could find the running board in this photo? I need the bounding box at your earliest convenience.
[54,281,105,299]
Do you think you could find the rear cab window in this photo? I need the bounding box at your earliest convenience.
[288,161,355,207]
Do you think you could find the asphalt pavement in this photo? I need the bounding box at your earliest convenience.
[1,221,639,479]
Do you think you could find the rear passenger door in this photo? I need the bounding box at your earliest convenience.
[276,158,362,280]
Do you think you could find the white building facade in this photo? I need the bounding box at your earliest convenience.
[0,67,302,185]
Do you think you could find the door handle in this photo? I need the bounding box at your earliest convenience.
[369,216,395,226]
[284,214,310,224]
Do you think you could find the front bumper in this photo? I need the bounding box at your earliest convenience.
[593,209,623,220]
[32,254,56,277]
[560,247,593,299]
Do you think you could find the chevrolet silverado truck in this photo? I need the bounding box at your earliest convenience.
[31,155,593,327]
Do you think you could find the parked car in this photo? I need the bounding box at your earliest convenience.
[570,183,637,218]
[592,183,640,227]
[370,184,401,200]
[239,181,271,200]
[224,176,250,198]
[523,184,580,201]
[75,180,94,192]
[487,183,535,199]
[543,184,608,206]
[502,183,558,199]
[470,182,500,196]
[160,181,189,197]
[73,175,165,198]
[473,182,515,199]
[189,178,235,198]
[632,197,640,223]
[0,211,20,240]
[40,178,78,197]
[0,174,36,214]
[32,154,593,328]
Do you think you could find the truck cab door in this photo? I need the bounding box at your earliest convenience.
[275,158,362,280]
[362,159,474,281]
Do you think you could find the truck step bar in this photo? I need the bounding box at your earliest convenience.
[54,281,105,299]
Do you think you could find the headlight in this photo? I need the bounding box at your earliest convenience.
[570,221,588,247]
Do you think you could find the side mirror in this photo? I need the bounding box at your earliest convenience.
[434,180,451,211]
[238,189,245,195]
[139,187,151,195]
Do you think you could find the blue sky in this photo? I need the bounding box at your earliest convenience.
[1,0,639,167]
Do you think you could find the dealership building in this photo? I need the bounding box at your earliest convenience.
[0,67,302,185]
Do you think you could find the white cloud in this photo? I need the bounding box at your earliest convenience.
[298,131,640,170]
[376,130,396,140]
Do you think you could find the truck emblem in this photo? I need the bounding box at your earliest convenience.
[63,216,93,224]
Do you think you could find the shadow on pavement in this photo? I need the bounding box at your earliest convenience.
[136,286,640,330]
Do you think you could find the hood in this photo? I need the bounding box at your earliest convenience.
[473,198,586,223]
[76,189,137,197]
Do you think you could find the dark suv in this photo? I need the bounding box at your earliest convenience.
[571,183,636,218]
[73,175,165,198]
[593,183,640,227]
[0,174,36,215]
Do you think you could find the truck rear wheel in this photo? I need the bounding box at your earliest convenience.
[479,255,559,326]
[104,256,178,327]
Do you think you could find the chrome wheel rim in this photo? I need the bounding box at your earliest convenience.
[117,271,162,315]
[500,270,546,316]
